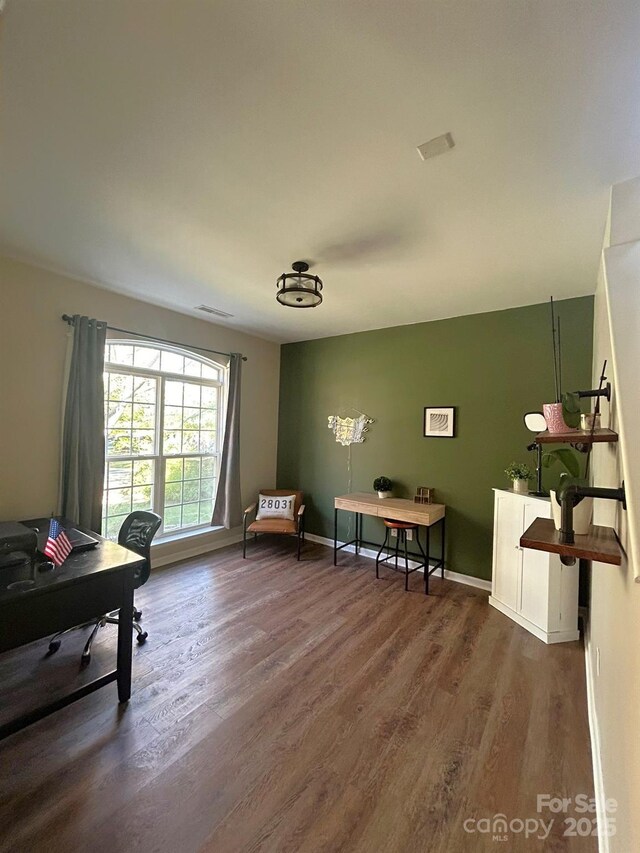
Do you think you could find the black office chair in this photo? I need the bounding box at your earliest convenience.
[48,511,162,665]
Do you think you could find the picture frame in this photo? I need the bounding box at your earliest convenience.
[423,406,455,438]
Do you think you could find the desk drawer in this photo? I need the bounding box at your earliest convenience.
[334,499,377,515]
[381,505,446,526]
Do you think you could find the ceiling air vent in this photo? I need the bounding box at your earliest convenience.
[417,132,455,161]
[195,304,234,319]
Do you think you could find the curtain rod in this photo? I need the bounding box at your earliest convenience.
[61,315,247,361]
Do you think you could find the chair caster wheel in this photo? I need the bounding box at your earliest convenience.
[48,639,61,654]
[133,609,142,621]
[136,632,148,644]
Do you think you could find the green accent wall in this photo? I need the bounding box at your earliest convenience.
[277,297,594,581]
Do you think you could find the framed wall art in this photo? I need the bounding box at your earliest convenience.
[423,406,455,438]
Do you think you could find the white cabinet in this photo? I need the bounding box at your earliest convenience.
[489,489,580,643]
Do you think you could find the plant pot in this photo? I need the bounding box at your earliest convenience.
[512,479,529,494]
[550,490,594,534]
[377,491,392,499]
[543,402,575,434]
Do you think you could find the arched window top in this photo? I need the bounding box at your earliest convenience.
[105,339,224,382]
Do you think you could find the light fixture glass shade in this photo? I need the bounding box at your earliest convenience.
[276,261,323,308]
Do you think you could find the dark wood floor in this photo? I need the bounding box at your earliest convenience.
[0,540,595,852]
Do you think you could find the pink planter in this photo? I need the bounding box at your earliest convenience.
[542,402,575,434]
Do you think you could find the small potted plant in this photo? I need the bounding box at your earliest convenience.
[505,462,532,494]
[373,476,393,499]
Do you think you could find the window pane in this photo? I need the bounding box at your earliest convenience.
[165,481,182,506]
[165,458,183,482]
[183,383,201,407]
[108,487,131,516]
[161,351,184,374]
[108,460,132,489]
[164,406,183,430]
[182,407,200,429]
[133,459,154,485]
[164,506,181,532]
[202,457,215,478]
[107,402,132,430]
[199,431,215,452]
[133,403,155,430]
[201,365,218,380]
[133,377,156,403]
[108,430,131,456]
[200,478,214,500]
[110,345,134,366]
[164,430,181,454]
[132,485,153,510]
[131,429,155,456]
[182,503,199,526]
[201,387,216,408]
[165,381,183,406]
[200,408,216,430]
[199,500,213,522]
[133,346,161,369]
[183,480,199,503]
[108,373,133,402]
[184,358,202,378]
[184,458,200,480]
[182,431,199,453]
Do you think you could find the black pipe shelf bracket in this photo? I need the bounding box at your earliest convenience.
[575,382,612,403]
[558,481,627,565]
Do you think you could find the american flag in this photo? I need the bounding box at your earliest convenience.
[44,519,72,567]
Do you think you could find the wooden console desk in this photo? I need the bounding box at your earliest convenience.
[333,493,446,593]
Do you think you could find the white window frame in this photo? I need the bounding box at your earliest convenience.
[103,340,226,540]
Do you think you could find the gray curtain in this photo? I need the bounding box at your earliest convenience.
[212,353,243,529]
[60,315,107,532]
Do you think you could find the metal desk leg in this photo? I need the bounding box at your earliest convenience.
[441,516,446,579]
[424,525,431,595]
[117,577,134,703]
[355,512,361,555]
[334,508,338,566]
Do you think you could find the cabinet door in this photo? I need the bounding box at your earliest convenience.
[519,500,550,629]
[492,493,523,611]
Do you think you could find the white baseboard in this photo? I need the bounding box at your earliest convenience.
[582,610,609,853]
[304,532,492,592]
[153,531,243,568]
[488,596,580,644]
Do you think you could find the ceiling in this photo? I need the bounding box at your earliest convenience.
[1,1,639,343]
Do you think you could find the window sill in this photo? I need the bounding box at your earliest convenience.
[154,524,224,547]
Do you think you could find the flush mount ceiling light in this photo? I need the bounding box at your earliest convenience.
[276,261,323,308]
[417,132,455,161]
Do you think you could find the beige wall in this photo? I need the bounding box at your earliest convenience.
[588,178,640,853]
[0,255,280,560]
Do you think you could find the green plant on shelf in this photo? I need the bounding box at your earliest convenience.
[504,462,532,481]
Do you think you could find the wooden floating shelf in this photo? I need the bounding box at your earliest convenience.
[520,517,623,566]
[534,428,618,445]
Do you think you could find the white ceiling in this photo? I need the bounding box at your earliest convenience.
[1,1,640,343]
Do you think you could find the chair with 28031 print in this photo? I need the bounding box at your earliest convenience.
[242,490,305,561]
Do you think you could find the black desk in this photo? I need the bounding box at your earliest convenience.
[0,518,145,740]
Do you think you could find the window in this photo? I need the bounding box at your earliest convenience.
[102,341,225,540]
